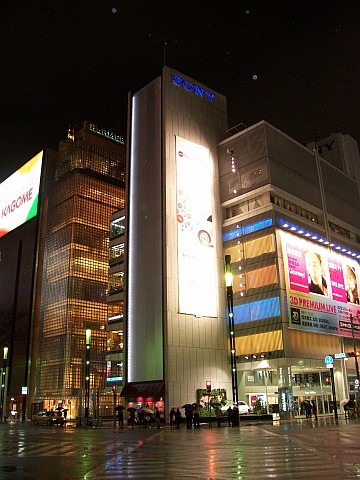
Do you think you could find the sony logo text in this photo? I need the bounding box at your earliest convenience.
[171,74,215,102]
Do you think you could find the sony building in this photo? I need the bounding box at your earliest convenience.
[122,67,233,411]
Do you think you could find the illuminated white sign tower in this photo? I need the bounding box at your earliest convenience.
[126,67,231,408]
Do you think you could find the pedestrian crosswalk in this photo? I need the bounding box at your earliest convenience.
[0,439,120,458]
[1,420,360,479]
[84,425,360,479]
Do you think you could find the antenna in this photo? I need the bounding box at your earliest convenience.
[163,38,167,66]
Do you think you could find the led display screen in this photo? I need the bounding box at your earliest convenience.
[176,136,217,317]
[0,151,43,238]
[280,230,360,339]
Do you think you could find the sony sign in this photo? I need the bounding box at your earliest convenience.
[171,74,215,102]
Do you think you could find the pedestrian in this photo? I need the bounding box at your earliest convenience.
[193,405,201,429]
[215,407,222,427]
[232,405,240,427]
[155,406,161,428]
[169,408,175,428]
[227,406,233,427]
[311,400,318,421]
[145,413,152,428]
[63,408,68,425]
[304,400,312,419]
[117,409,124,428]
[128,410,136,428]
[138,409,145,427]
[175,408,182,429]
[185,406,193,429]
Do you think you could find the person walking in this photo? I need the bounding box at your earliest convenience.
[128,410,135,429]
[193,405,201,429]
[185,406,193,429]
[117,409,124,428]
[227,406,233,427]
[169,408,175,428]
[232,405,240,427]
[155,406,161,428]
[214,407,222,427]
[175,408,182,429]
[304,400,312,419]
[311,400,318,421]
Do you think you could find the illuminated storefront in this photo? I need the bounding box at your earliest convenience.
[219,122,360,417]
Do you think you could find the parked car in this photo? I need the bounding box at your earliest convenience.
[221,401,252,414]
[32,411,65,426]
[237,401,252,414]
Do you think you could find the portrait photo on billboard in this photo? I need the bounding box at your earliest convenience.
[304,249,329,297]
[344,264,360,305]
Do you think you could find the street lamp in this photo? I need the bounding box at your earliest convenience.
[85,328,91,422]
[225,255,239,405]
[0,347,9,423]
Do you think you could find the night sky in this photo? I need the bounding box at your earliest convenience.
[1,0,359,182]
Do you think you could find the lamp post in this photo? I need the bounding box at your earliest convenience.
[85,328,91,423]
[225,255,239,405]
[0,347,9,423]
[349,314,360,417]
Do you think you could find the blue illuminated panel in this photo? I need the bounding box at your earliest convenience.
[223,218,273,242]
[233,296,280,324]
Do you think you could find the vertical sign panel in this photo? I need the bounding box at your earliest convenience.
[176,136,217,317]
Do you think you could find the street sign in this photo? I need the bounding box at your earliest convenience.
[325,355,334,367]
[335,352,346,359]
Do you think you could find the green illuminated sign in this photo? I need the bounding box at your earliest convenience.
[89,123,125,144]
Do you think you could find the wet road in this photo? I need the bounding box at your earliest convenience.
[0,416,359,479]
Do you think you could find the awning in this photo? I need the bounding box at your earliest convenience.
[121,381,165,398]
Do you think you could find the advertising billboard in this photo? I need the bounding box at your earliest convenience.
[0,152,43,238]
[176,136,217,317]
[280,230,360,339]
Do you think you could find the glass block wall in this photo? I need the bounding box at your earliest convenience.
[35,138,125,416]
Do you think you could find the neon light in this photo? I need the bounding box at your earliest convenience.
[89,123,125,144]
[171,74,215,102]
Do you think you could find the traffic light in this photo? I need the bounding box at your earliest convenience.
[347,351,360,357]
[206,380,211,393]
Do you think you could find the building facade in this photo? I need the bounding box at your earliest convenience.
[106,209,126,400]
[32,122,126,418]
[122,68,360,418]
[220,122,360,415]
[123,67,232,412]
